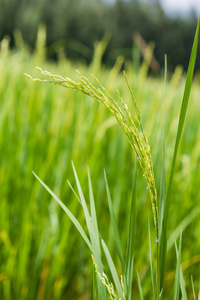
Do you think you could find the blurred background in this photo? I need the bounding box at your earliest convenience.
[1,1,200,300]
[0,0,199,72]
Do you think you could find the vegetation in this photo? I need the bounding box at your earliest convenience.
[0,19,200,299]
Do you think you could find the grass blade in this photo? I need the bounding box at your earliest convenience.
[148,217,156,300]
[104,170,124,270]
[173,232,182,300]
[32,171,92,250]
[137,270,144,300]
[160,17,200,291]
[93,263,98,300]
[167,205,200,252]
[191,276,196,300]
[33,168,107,298]
[159,54,167,239]
[71,163,100,253]
[101,239,124,299]
[71,163,107,298]
[88,167,101,252]
[125,158,137,300]
[175,242,187,300]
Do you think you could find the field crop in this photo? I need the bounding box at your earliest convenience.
[0,24,200,299]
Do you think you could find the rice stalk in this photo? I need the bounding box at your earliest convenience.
[25,68,158,235]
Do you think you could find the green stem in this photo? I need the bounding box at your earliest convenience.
[156,225,160,300]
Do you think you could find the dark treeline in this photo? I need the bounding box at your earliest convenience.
[0,0,199,71]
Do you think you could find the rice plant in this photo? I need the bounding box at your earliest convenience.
[26,18,200,299]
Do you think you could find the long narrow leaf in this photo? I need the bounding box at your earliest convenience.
[32,171,92,250]
[104,171,124,270]
[137,270,144,300]
[175,240,187,300]
[69,164,108,299]
[191,276,196,300]
[125,158,137,300]
[71,162,100,254]
[71,163,106,285]
[159,54,167,239]
[101,239,124,299]
[148,217,156,300]
[93,264,98,300]
[88,167,101,251]
[71,164,107,299]
[173,232,182,300]
[160,17,200,291]
[167,205,200,251]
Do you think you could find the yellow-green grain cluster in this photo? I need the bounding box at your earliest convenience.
[92,255,126,300]
[25,67,158,232]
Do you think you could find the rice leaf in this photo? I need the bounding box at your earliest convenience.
[167,205,200,252]
[71,163,107,299]
[160,17,200,291]
[191,276,196,300]
[148,217,156,300]
[173,232,182,300]
[104,170,124,270]
[67,180,81,204]
[32,171,92,250]
[93,264,98,300]
[158,54,167,239]
[137,270,144,300]
[101,239,124,299]
[71,162,100,253]
[33,168,107,299]
[175,241,187,300]
[125,158,137,300]
[88,167,101,252]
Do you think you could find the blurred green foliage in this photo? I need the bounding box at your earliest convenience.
[0,26,200,299]
[0,0,199,71]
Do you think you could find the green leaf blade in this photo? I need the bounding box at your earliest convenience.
[125,158,137,300]
[160,17,200,291]
[101,239,124,299]
[32,171,92,251]
[104,170,124,270]
[173,232,182,300]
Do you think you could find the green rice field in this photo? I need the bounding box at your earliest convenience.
[0,26,200,299]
